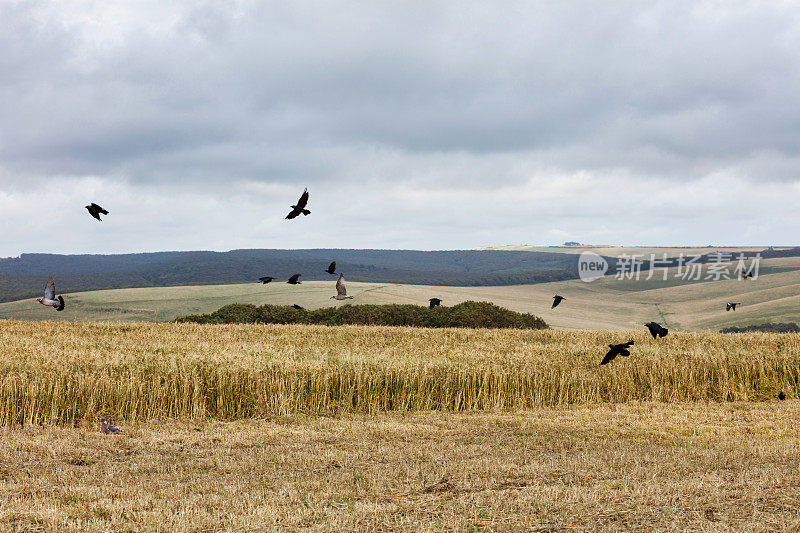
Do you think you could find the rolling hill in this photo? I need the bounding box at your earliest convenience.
[3,256,800,331]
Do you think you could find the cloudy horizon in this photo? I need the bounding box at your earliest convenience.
[2,1,800,257]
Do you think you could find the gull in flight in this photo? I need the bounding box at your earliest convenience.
[37,276,65,311]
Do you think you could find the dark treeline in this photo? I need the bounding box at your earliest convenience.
[720,323,800,334]
[177,301,549,330]
[0,249,588,302]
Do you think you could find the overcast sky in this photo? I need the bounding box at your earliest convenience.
[2,1,800,256]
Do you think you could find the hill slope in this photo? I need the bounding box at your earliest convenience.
[3,257,800,330]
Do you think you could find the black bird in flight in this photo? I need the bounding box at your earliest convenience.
[726,302,741,311]
[779,391,787,401]
[552,295,565,308]
[85,203,109,221]
[600,340,634,365]
[292,304,304,310]
[644,322,668,339]
[285,188,310,219]
[741,272,753,280]
[429,298,442,309]
[325,261,337,275]
[287,274,302,285]
[258,276,275,284]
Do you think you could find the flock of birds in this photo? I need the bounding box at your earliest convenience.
[29,190,781,433]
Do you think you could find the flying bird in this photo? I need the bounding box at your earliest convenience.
[644,322,668,339]
[552,295,565,308]
[85,203,109,221]
[257,276,275,284]
[292,304,304,310]
[600,340,634,365]
[779,391,787,401]
[429,298,442,309]
[331,273,354,300]
[285,188,310,219]
[37,276,65,311]
[726,302,741,311]
[100,417,121,434]
[325,261,337,275]
[287,274,302,285]
[741,272,753,280]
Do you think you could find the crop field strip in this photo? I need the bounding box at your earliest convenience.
[1,320,798,426]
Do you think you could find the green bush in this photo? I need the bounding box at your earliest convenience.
[177,301,548,330]
[721,322,800,334]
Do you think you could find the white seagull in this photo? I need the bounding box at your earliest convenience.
[37,276,65,311]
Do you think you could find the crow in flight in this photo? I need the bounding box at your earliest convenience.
[37,276,65,311]
[292,304,304,310]
[85,203,109,221]
[600,340,634,365]
[429,298,442,309]
[287,274,302,285]
[726,302,741,311]
[285,188,310,219]
[325,261,337,275]
[552,295,565,308]
[258,276,275,284]
[644,322,668,339]
[331,274,354,300]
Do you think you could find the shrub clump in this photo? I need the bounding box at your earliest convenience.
[721,322,800,334]
[177,301,548,330]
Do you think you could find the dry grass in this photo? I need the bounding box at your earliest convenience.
[0,320,799,426]
[1,403,799,531]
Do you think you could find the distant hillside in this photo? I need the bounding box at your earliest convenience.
[0,248,587,302]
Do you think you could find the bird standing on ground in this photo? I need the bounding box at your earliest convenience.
[600,340,634,365]
[285,188,310,219]
[644,322,668,339]
[552,295,565,308]
[741,272,753,280]
[287,274,302,285]
[85,203,109,221]
[331,274,354,300]
[292,304,304,310]
[100,417,121,434]
[37,276,65,311]
[257,276,275,284]
[429,298,442,309]
[726,302,741,311]
[325,261,337,275]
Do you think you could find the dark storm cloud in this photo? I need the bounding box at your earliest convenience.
[3,1,800,185]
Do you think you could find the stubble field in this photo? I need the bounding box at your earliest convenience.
[1,320,799,531]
